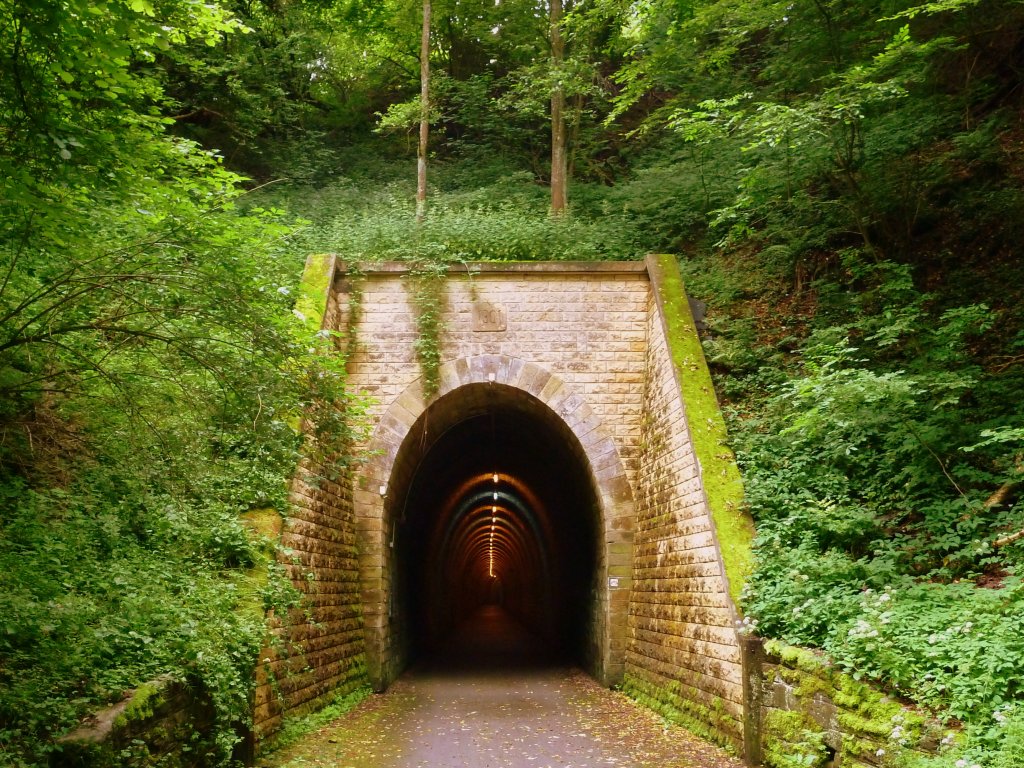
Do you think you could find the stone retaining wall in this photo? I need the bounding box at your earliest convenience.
[623,256,747,752]
[252,458,366,744]
[53,676,217,768]
[745,639,943,768]
[252,254,368,746]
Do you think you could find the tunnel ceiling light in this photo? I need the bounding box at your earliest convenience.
[493,491,498,500]
[489,527,495,577]
[492,472,499,484]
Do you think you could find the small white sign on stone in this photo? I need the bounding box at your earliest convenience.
[608,577,620,589]
[472,302,507,332]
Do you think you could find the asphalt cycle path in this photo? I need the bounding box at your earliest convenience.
[262,605,744,768]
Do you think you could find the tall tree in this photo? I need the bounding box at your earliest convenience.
[550,0,568,214]
[417,0,432,222]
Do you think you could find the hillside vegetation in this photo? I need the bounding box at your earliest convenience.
[2,0,1023,766]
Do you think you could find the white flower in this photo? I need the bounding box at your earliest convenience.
[878,593,891,603]
[876,748,886,757]
[316,329,331,338]
[955,760,967,768]
[292,308,307,322]
[277,285,291,296]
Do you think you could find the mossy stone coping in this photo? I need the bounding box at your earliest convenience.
[645,253,754,609]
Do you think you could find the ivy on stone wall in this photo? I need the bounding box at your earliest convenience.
[406,260,449,399]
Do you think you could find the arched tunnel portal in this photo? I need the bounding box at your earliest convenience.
[393,385,598,666]
[258,262,755,755]
[357,360,636,692]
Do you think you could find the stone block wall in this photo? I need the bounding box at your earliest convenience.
[252,254,368,745]
[343,263,650,472]
[53,676,217,768]
[746,640,943,768]
[342,262,650,689]
[623,261,745,751]
[252,459,366,743]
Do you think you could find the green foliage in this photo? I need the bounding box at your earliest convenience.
[0,1,364,764]
[728,252,1023,755]
[266,684,371,754]
[262,164,639,263]
[829,581,1024,720]
[407,258,448,398]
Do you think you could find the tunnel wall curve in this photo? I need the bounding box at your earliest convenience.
[354,357,635,689]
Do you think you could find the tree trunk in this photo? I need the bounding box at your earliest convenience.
[417,0,431,224]
[550,0,567,216]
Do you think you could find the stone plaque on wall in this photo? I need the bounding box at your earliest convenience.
[472,301,507,332]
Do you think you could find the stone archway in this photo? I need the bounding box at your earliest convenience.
[352,355,635,690]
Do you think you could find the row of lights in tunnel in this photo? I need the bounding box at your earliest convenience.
[490,472,498,578]
[379,471,506,573]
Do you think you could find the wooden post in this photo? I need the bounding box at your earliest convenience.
[740,633,765,766]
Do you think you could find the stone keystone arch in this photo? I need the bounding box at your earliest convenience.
[352,354,636,690]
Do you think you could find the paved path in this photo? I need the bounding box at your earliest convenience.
[262,606,743,768]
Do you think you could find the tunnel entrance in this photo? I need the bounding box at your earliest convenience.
[385,383,602,677]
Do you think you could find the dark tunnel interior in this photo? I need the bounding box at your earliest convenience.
[387,383,601,671]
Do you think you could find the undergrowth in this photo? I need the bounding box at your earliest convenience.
[253,153,651,263]
[263,684,371,755]
[682,245,1024,765]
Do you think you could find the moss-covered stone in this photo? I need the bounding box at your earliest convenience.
[53,677,218,768]
[758,640,940,768]
[112,681,162,730]
[763,709,830,768]
[296,253,336,330]
[647,253,755,609]
[622,672,741,753]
